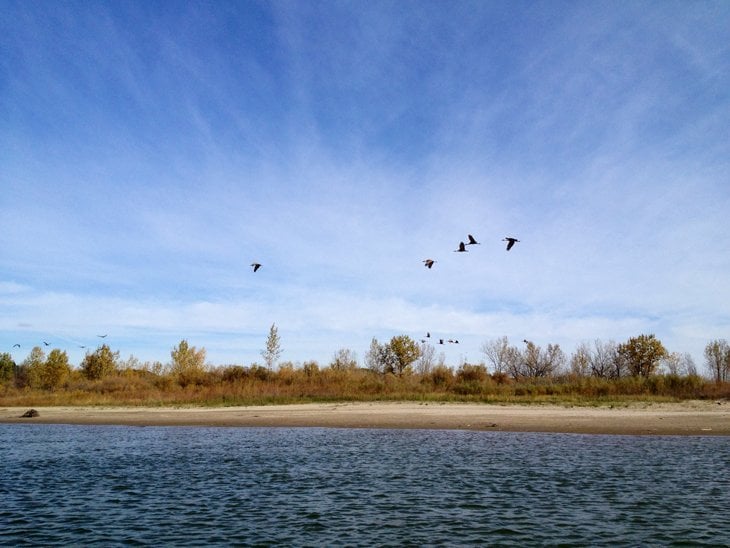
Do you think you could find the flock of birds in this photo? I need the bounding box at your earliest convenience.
[11,334,108,352]
[420,332,459,345]
[423,234,520,269]
[249,235,520,273]
[419,234,520,345]
[247,233,521,345]
[10,235,519,355]
[246,233,521,351]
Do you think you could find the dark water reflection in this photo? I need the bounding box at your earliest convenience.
[1,425,728,546]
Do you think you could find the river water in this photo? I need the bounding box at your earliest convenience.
[1,425,728,546]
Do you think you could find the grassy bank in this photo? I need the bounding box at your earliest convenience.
[2,365,728,408]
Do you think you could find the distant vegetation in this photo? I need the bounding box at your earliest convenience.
[1,333,729,407]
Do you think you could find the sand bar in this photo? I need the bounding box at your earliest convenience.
[2,401,729,435]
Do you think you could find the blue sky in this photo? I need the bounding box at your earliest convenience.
[2,1,729,369]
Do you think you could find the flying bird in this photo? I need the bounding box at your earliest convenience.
[466,234,480,245]
[12,343,20,348]
[454,242,468,252]
[503,237,520,251]
[423,259,436,269]
[97,334,107,338]
[439,339,444,345]
[426,332,431,338]
[251,263,262,272]
[43,341,50,346]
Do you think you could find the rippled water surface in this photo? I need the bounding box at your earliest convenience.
[1,425,728,546]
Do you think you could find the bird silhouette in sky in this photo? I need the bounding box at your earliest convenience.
[454,242,468,252]
[466,234,480,245]
[12,343,20,348]
[423,259,436,269]
[43,341,50,346]
[503,237,520,251]
[97,334,107,338]
[426,332,430,338]
[251,263,262,272]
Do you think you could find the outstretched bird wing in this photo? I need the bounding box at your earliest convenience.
[504,237,519,251]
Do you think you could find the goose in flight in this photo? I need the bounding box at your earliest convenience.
[251,263,262,272]
[423,259,436,269]
[454,242,468,252]
[466,234,480,245]
[503,237,520,251]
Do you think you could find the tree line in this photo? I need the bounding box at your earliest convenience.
[2,331,729,395]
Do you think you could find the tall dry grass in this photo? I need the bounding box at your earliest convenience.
[1,365,728,407]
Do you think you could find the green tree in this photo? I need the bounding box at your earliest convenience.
[170,339,207,386]
[262,323,282,370]
[617,334,668,377]
[43,349,71,389]
[20,346,46,389]
[81,344,119,380]
[388,335,421,376]
[0,352,15,385]
[704,339,730,383]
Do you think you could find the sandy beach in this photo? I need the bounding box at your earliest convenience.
[2,401,728,435]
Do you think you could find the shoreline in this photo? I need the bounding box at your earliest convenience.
[1,401,728,435]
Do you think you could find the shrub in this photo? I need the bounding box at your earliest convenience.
[222,365,249,383]
[303,361,320,377]
[456,363,489,383]
[429,365,454,387]
[453,381,484,396]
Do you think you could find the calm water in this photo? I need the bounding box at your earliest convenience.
[1,425,728,546]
